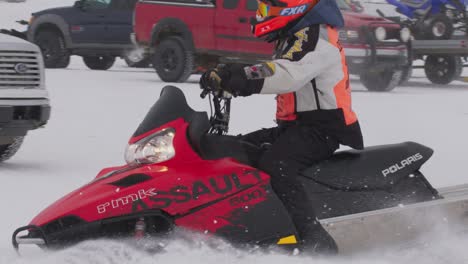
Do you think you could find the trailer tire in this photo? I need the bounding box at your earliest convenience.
[360,70,402,92]
[424,55,462,85]
[153,36,194,83]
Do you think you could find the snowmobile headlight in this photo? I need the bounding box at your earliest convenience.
[124,128,176,165]
[374,27,387,41]
[399,27,411,42]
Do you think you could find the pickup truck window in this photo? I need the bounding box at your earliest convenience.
[223,0,240,9]
[83,0,111,9]
[246,0,257,10]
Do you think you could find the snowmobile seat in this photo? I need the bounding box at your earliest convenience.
[302,142,434,191]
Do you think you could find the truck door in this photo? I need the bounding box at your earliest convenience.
[214,0,274,56]
[104,0,137,44]
[237,0,274,55]
[214,0,246,53]
[70,0,111,44]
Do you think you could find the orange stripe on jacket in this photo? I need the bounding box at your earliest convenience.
[276,93,297,121]
[326,26,358,125]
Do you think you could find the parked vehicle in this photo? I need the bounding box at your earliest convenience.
[133,0,411,91]
[378,9,468,85]
[384,0,467,39]
[22,0,146,70]
[0,33,50,162]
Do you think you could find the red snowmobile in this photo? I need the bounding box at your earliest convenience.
[12,86,468,254]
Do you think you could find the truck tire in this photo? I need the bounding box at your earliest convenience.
[424,14,453,40]
[360,70,402,92]
[83,56,115,70]
[153,36,194,83]
[0,137,24,162]
[399,66,413,85]
[424,55,462,85]
[35,30,70,69]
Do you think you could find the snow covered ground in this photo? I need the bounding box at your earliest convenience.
[1,1,468,263]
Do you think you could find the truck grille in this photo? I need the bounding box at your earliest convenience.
[0,50,41,89]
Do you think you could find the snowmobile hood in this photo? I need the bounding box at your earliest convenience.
[288,0,345,35]
[28,165,164,226]
[29,160,267,227]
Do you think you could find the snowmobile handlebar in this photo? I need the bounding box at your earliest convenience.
[200,85,232,135]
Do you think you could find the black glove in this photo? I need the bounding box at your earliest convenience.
[199,64,264,97]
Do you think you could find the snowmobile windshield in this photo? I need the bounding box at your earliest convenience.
[132,86,209,139]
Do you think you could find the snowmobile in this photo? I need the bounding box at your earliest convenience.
[12,86,468,254]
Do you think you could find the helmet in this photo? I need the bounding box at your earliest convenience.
[252,0,319,40]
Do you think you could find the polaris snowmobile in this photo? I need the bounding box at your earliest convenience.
[12,86,468,254]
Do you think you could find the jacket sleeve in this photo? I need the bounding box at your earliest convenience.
[259,38,342,95]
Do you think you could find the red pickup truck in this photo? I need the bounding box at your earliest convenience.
[133,0,411,91]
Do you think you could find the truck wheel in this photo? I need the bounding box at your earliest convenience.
[424,55,462,84]
[425,14,453,40]
[399,66,413,85]
[0,137,24,162]
[153,36,194,83]
[360,70,402,92]
[35,30,70,69]
[83,56,115,70]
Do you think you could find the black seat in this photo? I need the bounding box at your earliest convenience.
[302,142,434,191]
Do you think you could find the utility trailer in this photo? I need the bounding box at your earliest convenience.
[410,38,468,84]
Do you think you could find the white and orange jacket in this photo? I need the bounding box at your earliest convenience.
[244,24,363,149]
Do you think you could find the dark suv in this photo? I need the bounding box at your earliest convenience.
[26,0,145,70]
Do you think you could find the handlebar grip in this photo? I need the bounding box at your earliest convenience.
[200,89,210,99]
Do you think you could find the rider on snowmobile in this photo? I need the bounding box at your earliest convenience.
[200,0,364,253]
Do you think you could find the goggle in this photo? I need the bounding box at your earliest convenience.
[257,0,282,18]
[256,0,311,18]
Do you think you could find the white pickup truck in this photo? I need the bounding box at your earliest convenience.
[0,33,50,162]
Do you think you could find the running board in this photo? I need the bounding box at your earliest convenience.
[320,184,468,254]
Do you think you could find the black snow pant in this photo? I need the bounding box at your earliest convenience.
[242,122,339,254]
